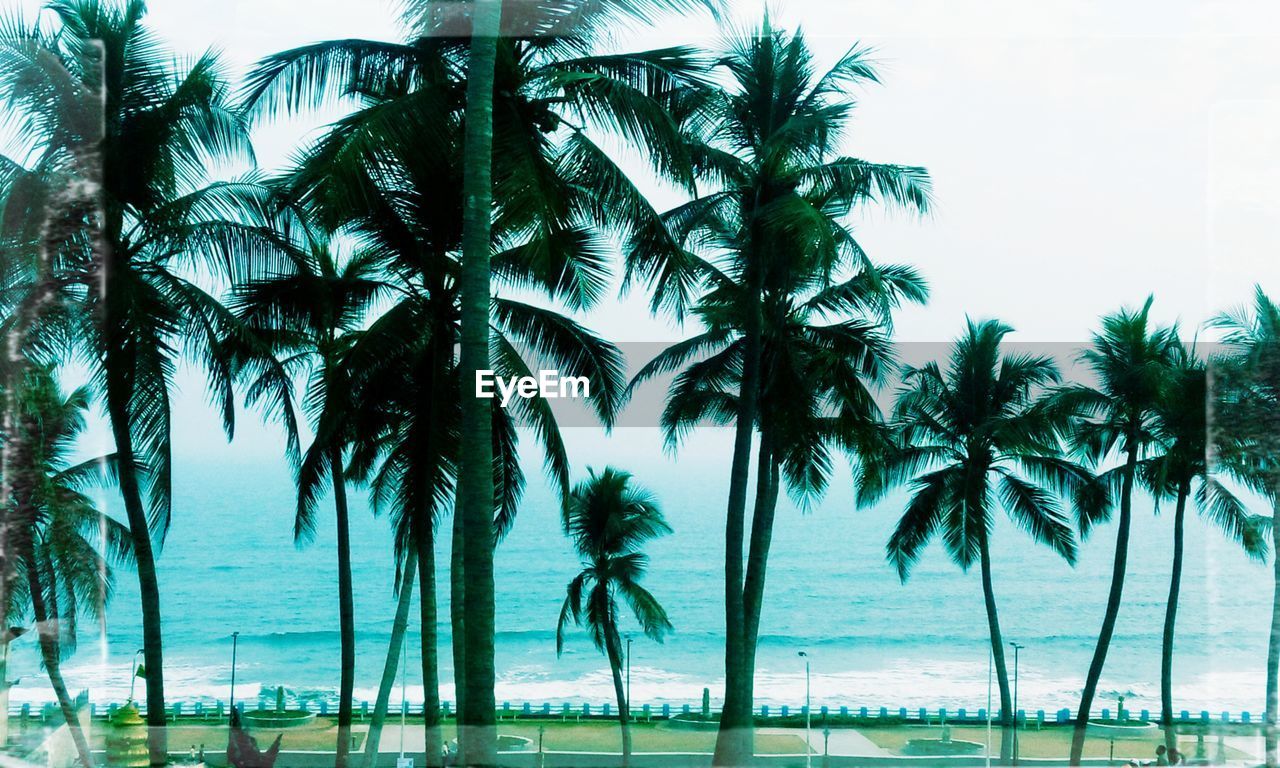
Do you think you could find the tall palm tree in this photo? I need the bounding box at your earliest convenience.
[243,6,698,760]
[1063,298,1180,765]
[556,467,672,768]
[2,366,131,768]
[1141,342,1269,751]
[859,319,1099,763]
[230,238,387,768]
[624,23,931,764]
[1207,287,1280,768]
[0,5,285,762]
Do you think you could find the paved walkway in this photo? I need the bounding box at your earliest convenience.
[757,726,891,757]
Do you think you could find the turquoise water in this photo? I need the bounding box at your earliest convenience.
[3,426,1271,716]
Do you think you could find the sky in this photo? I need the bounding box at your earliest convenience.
[10,0,1280,457]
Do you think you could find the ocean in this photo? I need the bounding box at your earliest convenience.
[4,426,1272,718]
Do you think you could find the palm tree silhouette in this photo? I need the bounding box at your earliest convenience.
[1141,341,1269,751]
[1062,298,1180,765]
[0,4,286,760]
[626,21,931,764]
[557,467,672,768]
[230,236,388,767]
[862,319,1098,763]
[4,366,131,768]
[1207,287,1280,767]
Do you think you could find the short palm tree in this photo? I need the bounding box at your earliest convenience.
[860,319,1096,764]
[2,366,131,768]
[624,22,932,764]
[1064,298,1180,765]
[230,237,387,768]
[1141,342,1269,750]
[0,5,284,760]
[1207,287,1280,767]
[557,467,672,768]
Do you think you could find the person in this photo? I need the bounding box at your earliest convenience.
[1156,745,1169,765]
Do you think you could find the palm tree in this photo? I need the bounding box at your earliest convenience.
[1064,298,1180,765]
[859,319,1099,763]
[2,366,131,768]
[1207,287,1280,767]
[624,23,931,764]
[230,238,387,768]
[556,467,672,768]
[0,5,284,761]
[1141,342,1269,751]
[243,6,699,759]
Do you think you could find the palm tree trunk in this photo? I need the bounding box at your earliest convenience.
[1160,482,1189,752]
[450,508,466,733]
[712,286,764,768]
[604,629,632,768]
[419,522,443,767]
[106,394,168,767]
[979,536,1014,764]
[457,1,503,763]
[364,550,417,768]
[331,450,356,768]
[1266,491,1280,768]
[1070,444,1138,765]
[741,435,779,724]
[27,563,94,768]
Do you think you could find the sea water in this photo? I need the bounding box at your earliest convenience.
[3,426,1269,717]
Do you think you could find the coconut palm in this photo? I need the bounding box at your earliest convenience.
[243,8,698,760]
[2,366,131,768]
[623,22,932,763]
[1063,298,1181,765]
[556,467,672,768]
[229,238,388,767]
[1140,342,1270,750]
[0,5,287,761]
[1207,287,1280,767]
[860,319,1100,763]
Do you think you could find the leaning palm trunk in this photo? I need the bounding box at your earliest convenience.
[979,538,1014,764]
[106,393,168,767]
[456,0,503,763]
[1070,445,1139,765]
[1267,491,1280,768]
[741,436,779,726]
[1160,483,1189,753]
[450,510,466,727]
[713,293,764,768]
[27,565,94,768]
[331,450,357,768]
[604,629,632,768]
[364,550,417,768]
[419,521,442,766]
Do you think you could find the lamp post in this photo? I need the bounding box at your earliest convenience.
[229,632,240,719]
[1,627,29,747]
[1010,642,1024,766]
[799,651,811,768]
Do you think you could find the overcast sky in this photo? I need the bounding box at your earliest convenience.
[12,0,1280,456]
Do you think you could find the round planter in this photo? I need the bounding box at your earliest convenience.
[240,710,317,729]
[666,713,719,731]
[1087,720,1159,740]
[902,738,986,756]
[497,735,533,753]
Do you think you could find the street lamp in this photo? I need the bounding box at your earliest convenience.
[799,651,811,768]
[625,634,632,714]
[1010,642,1024,765]
[229,632,240,719]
